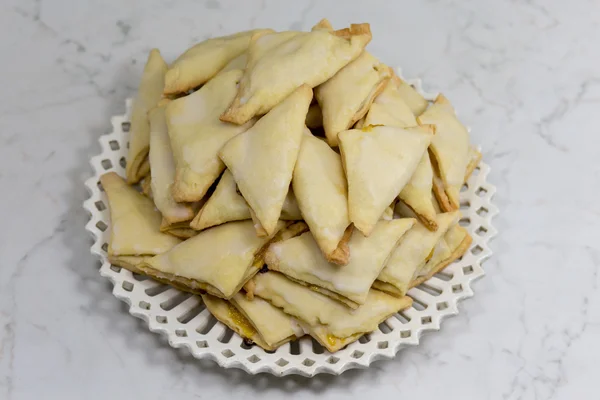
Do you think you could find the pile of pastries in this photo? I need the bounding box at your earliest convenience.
[100,19,481,353]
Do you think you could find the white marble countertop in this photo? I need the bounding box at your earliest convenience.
[1,0,599,399]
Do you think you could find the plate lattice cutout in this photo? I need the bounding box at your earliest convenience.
[84,78,498,376]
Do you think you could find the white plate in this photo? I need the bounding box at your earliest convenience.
[83,74,498,377]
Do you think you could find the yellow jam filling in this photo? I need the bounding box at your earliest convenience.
[226,303,256,339]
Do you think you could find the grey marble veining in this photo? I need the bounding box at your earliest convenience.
[0,0,599,399]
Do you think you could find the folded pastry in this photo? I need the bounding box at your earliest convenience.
[417,94,470,210]
[394,75,429,116]
[202,294,297,351]
[465,146,482,182]
[190,170,250,231]
[137,220,303,298]
[163,29,272,94]
[100,172,181,271]
[248,272,412,352]
[265,218,415,308]
[218,52,248,74]
[361,88,437,231]
[126,49,167,184]
[229,292,300,349]
[338,125,434,236]
[160,224,198,239]
[411,225,472,287]
[148,101,195,227]
[166,69,255,202]
[315,52,391,146]
[292,133,351,264]
[220,23,372,125]
[362,75,417,128]
[219,85,312,236]
[140,174,153,198]
[375,211,459,297]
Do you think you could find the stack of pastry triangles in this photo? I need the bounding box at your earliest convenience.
[102,19,478,353]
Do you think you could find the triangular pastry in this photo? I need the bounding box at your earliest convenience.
[398,152,438,230]
[100,172,181,268]
[465,146,482,182]
[218,52,248,74]
[201,294,278,351]
[394,75,429,116]
[375,211,459,297]
[292,132,351,264]
[338,125,434,236]
[219,85,312,236]
[220,24,372,125]
[163,29,272,94]
[265,218,415,308]
[362,76,417,128]
[166,69,255,202]
[247,187,303,236]
[361,86,437,230]
[411,225,472,287]
[137,220,297,299]
[190,169,251,231]
[248,272,412,352]
[229,292,300,348]
[126,49,167,184]
[315,52,391,146]
[417,94,470,210]
[148,101,195,226]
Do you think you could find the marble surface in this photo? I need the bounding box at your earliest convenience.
[1,0,599,398]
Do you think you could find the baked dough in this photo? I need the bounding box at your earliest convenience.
[292,132,351,264]
[338,125,434,236]
[411,225,472,287]
[418,94,470,210]
[138,220,293,299]
[219,85,312,236]
[375,211,459,297]
[190,169,250,231]
[100,172,181,269]
[315,52,391,146]
[166,70,255,202]
[361,85,437,230]
[220,23,372,125]
[148,101,195,226]
[229,292,299,348]
[126,49,167,184]
[249,272,412,352]
[163,29,272,94]
[394,75,429,116]
[265,218,415,308]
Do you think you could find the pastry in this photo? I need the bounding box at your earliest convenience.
[201,294,279,351]
[248,272,412,352]
[219,85,312,237]
[229,292,300,348]
[361,85,437,230]
[166,69,255,202]
[362,75,417,128]
[315,52,391,146]
[411,225,472,287]
[292,132,351,264]
[163,29,272,94]
[265,218,415,308]
[148,101,195,226]
[394,75,429,116]
[138,221,296,298]
[417,94,470,210]
[220,23,372,125]
[189,170,251,231]
[375,211,459,297]
[126,49,167,184]
[338,124,434,236]
[99,172,181,270]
